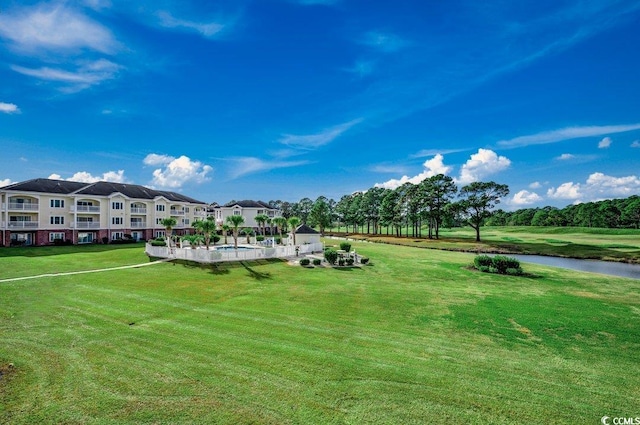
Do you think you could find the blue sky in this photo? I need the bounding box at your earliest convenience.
[1,0,640,208]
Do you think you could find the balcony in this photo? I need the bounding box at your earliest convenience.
[7,202,39,211]
[131,207,147,214]
[72,205,100,213]
[130,221,147,228]
[194,210,206,217]
[75,221,100,229]
[8,221,39,229]
[170,209,185,216]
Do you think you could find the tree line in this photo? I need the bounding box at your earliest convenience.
[266,176,510,242]
[486,195,640,229]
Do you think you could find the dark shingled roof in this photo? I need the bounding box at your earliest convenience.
[295,224,320,234]
[221,200,274,209]
[1,178,88,194]
[1,178,206,204]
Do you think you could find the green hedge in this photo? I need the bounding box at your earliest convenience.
[474,255,522,275]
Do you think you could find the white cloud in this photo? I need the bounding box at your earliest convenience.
[48,170,126,183]
[557,153,575,160]
[529,181,542,189]
[498,123,640,148]
[156,11,225,38]
[410,148,467,158]
[0,178,14,187]
[280,118,362,149]
[228,157,309,179]
[510,190,543,206]
[0,102,20,114]
[375,154,452,189]
[369,164,408,174]
[457,149,511,185]
[145,154,213,188]
[344,60,375,77]
[0,3,119,54]
[598,137,612,148]
[547,182,581,200]
[547,172,640,203]
[631,140,640,148]
[12,59,122,91]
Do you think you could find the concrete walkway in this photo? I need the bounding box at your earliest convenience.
[0,259,169,283]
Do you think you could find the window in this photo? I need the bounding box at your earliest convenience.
[112,232,124,240]
[78,232,94,244]
[50,216,65,225]
[112,217,123,225]
[112,201,123,210]
[156,205,165,212]
[185,207,190,213]
[77,201,93,206]
[49,232,65,242]
[50,199,65,208]
[155,230,165,238]
[183,218,190,225]
[233,210,241,216]
[156,218,164,225]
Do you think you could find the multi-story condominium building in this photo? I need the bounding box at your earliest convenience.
[0,178,207,246]
[210,200,280,231]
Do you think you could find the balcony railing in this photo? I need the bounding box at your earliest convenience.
[170,209,185,216]
[75,222,100,229]
[8,202,39,211]
[194,210,206,217]
[72,206,101,213]
[131,207,147,214]
[8,221,39,229]
[130,221,147,228]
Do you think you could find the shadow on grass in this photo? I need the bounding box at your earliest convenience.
[241,261,272,281]
[0,243,143,258]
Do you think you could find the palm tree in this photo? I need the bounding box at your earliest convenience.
[193,216,217,249]
[221,224,230,244]
[226,215,245,249]
[255,214,268,236]
[160,217,177,247]
[288,216,301,245]
[273,216,287,243]
[242,227,253,244]
[181,234,202,249]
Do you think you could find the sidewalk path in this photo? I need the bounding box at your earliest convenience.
[0,259,170,283]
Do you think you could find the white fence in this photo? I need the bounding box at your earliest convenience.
[145,242,324,263]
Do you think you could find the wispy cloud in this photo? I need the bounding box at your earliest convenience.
[0,3,119,55]
[279,118,362,150]
[598,136,612,148]
[410,148,468,158]
[344,60,376,78]
[360,31,408,53]
[631,140,640,148]
[369,164,408,174]
[556,153,575,160]
[156,11,226,38]
[498,123,640,148]
[12,59,122,92]
[228,157,309,179]
[0,102,20,114]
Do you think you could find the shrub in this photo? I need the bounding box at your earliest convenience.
[324,248,338,265]
[53,238,64,246]
[360,257,369,265]
[338,259,345,266]
[339,242,352,252]
[150,239,166,247]
[474,255,493,269]
[312,258,321,266]
[478,265,490,273]
[300,258,311,266]
[492,255,521,274]
[346,258,354,266]
[275,237,282,245]
[256,235,265,242]
[506,267,523,276]
[212,235,221,243]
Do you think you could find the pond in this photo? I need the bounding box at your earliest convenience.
[507,254,640,280]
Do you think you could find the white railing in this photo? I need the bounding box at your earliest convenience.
[131,207,147,214]
[194,210,206,217]
[146,242,324,263]
[73,206,100,213]
[8,221,38,229]
[170,209,185,216]
[8,203,39,211]
[75,222,100,229]
[130,221,147,228]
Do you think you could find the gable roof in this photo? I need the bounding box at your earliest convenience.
[221,200,275,209]
[295,223,320,234]
[1,178,206,204]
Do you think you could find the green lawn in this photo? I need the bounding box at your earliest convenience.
[1,242,639,424]
[342,226,640,263]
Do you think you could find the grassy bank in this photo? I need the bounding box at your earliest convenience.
[337,226,640,263]
[1,243,639,423]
